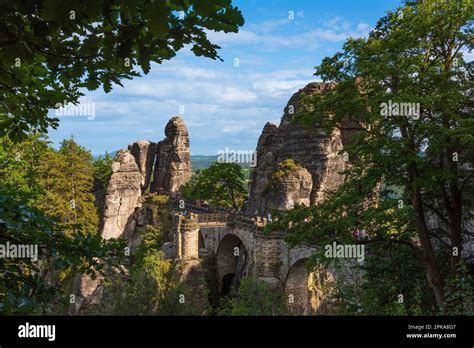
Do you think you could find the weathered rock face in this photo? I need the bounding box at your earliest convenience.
[172,258,209,312]
[129,140,156,192]
[151,116,192,198]
[100,116,192,240]
[74,118,193,314]
[246,82,349,215]
[263,160,313,211]
[70,272,103,314]
[101,150,143,240]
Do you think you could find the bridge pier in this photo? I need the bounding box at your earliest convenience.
[253,231,283,289]
[175,213,200,259]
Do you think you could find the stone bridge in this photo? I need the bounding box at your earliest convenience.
[172,201,331,315]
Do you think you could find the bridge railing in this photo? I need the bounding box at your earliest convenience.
[171,199,270,229]
[198,213,230,224]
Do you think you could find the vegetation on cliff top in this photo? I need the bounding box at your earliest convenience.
[272,159,304,181]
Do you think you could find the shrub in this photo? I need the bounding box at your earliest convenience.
[218,277,287,315]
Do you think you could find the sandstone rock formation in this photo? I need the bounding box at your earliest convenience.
[101,150,143,240]
[246,82,350,215]
[151,116,192,198]
[74,117,192,314]
[129,140,156,191]
[70,272,103,314]
[172,258,209,311]
[263,159,313,211]
[100,117,191,240]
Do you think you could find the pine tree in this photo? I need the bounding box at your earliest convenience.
[38,138,99,236]
[0,135,124,314]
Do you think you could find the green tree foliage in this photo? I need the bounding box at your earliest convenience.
[0,191,125,314]
[85,250,175,315]
[443,262,474,315]
[84,222,202,315]
[0,135,125,314]
[156,282,204,315]
[331,243,437,315]
[146,194,170,207]
[269,0,473,312]
[218,277,287,315]
[37,138,99,236]
[92,152,114,223]
[0,0,245,315]
[93,152,114,190]
[263,159,303,195]
[183,162,248,210]
[0,134,50,198]
[0,0,244,140]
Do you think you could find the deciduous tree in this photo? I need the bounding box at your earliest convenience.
[269,0,473,312]
[0,0,244,140]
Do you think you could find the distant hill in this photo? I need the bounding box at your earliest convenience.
[92,151,117,160]
[93,152,249,174]
[191,155,219,170]
[93,152,218,169]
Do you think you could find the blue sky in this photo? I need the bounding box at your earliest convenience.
[48,0,404,155]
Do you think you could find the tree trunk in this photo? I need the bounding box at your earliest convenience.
[399,118,445,310]
[412,182,445,310]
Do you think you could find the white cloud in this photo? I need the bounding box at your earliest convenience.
[49,14,372,154]
[461,48,473,62]
[356,22,370,32]
[222,120,258,134]
[323,16,342,28]
[51,59,317,153]
[156,65,221,79]
[219,87,258,103]
[252,79,314,98]
[206,19,371,50]
[249,18,292,33]
[207,23,369,50]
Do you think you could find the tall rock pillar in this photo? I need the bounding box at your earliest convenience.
[151,116,192,198]
[101,150,143,240]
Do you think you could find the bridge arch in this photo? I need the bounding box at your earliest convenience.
[216,234,249,294]
[284,259,335,315]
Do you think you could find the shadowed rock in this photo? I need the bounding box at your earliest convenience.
[129,140,157,192]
